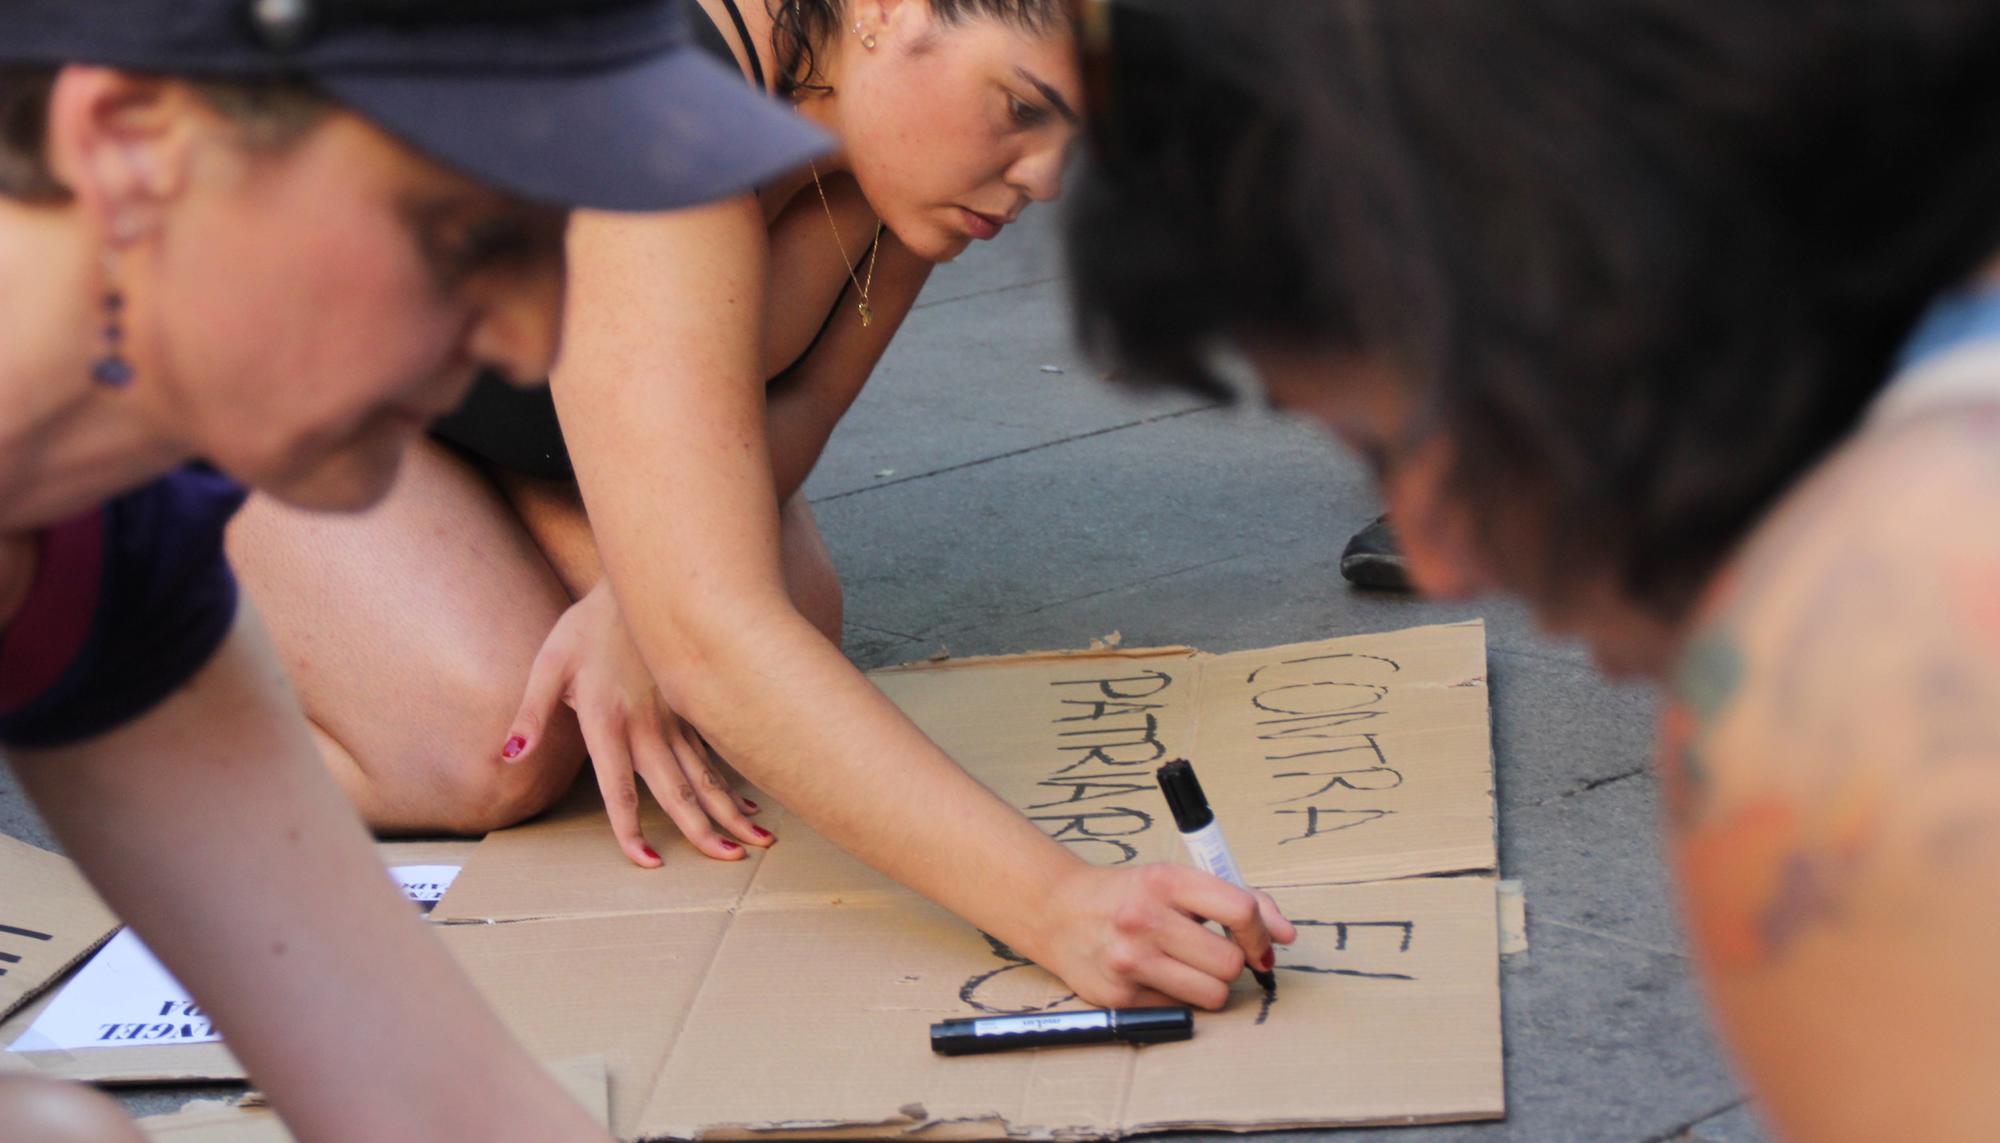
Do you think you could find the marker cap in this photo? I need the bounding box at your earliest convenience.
[1157,759,1214,832]
[1112,1005,1196,1044]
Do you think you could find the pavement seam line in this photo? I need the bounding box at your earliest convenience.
[1488,643,1598,671]
[918,548,1261,641]
[846,620,921,642]
[910,274,1063,311]
[808,404,1221,504]
[1535,916,1690,960]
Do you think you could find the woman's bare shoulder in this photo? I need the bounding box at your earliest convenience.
[1661,407,2000,1137]
[1664,404,2000,971]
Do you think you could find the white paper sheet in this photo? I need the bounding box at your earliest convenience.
[7,864,459,1054]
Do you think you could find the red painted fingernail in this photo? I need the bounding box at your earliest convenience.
[1259,950,1275,971]
[641,845,661,862]
[719,840,741,852]
[743,799,761,813]
[751,826,773,841]
[501,735,526,760]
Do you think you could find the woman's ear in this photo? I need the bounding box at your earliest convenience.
[42,66,202,247]
[857,0,920,42]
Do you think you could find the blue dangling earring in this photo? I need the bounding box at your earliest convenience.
[91,257,134,388]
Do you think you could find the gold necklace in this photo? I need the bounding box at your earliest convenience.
[808,159,883,327]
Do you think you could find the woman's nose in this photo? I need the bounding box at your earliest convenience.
[466,271,566,387]
[1009,142,1069,203]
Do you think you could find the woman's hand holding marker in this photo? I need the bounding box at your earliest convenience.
[502,581,770,867]
[1031,863,1295,1011]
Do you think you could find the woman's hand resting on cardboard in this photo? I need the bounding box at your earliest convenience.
[500,580,771,866]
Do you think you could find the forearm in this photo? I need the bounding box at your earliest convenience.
[642,596,1084,953]
[493,469,602,598]
[12,610,604,1143]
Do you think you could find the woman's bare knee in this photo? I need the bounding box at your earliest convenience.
[442,726,587,834]
[342,696,587,836]
[0,1075,145,1143]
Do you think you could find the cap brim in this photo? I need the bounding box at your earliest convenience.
[322,48,829,212]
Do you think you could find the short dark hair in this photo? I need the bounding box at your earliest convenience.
[0,68,329,203]
[1067,0,2000,617]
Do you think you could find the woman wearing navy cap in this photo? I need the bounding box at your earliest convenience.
[0,1,823,1138]
[233,0,1295,1015]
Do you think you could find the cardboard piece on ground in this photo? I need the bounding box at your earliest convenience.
[0,850,466,1084]
[637,877,1499,1140]
[0,835,118,1026]
[430,621,1501,1139]
[137,1056,611,1140]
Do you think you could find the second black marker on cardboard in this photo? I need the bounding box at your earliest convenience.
[1156,758,1278,995]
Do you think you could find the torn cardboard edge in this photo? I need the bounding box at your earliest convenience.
[876,643,1198,674]
[0,835,119,1027]
[135,1055,611,1140]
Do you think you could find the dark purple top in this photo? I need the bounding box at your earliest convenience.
[0,466,247,749]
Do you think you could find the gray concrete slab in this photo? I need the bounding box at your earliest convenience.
[0,760,55,852]
[1,201,1747,1141]
[1683,1102,1770,1143]
[1505,769,1685,958]
[803,285,1213,501]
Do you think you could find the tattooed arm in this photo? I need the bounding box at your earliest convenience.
[1663,410,2000,1142]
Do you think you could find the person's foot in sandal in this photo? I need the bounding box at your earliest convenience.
[1339,516,1412,591]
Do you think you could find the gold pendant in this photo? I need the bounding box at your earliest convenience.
[859,302,874,327]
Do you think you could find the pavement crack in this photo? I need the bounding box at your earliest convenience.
[808,405,1221,504]
[1637,1097,1747,1143]
[1530,765,1648,807]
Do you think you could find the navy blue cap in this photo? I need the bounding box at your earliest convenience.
[0,0,830,211]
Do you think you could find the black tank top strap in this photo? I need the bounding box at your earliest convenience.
[706,0,768,91]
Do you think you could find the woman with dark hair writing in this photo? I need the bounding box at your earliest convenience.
[233,0,1292,1012]
[1065,0,2000,1136]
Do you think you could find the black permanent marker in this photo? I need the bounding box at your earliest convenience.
[929,1006,1193,1055]
[1157,758,1279,995]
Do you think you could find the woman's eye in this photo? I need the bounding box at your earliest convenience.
[1008,93,1048,128]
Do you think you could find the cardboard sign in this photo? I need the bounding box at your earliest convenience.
[0,835,118,1025]
[7,622,1503,1139]
[429,621,1502,1139]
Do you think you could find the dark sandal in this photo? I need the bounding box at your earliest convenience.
[1339,515,1412,592]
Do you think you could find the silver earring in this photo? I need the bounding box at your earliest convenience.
[853,21,877,49]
